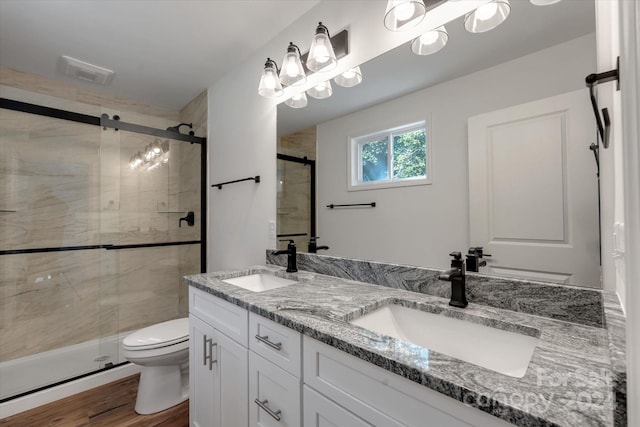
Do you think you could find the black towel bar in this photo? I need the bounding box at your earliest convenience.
[212,175,260,189]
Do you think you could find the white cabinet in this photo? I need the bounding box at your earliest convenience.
[249,312,301,377]
[303,336,513,427]
[189,314,215,427]
[189,288,248,427]
[249,351,301,426]
[303,386,376,427]
[189,285,512,427]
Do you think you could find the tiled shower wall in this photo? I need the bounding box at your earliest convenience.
[277,125,316,251]
[0,68,203,362]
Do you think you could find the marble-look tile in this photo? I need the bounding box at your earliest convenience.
[0,251,103,361]
[266,251,604,328]
[185,265,620,427]
[1,68,178,120]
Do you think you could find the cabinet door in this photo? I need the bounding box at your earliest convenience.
[249,351,300,427]
[215,328,249,427]
[189,314,216,427]
[303,386,373,427]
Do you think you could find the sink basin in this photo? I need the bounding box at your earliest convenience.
[222,273,297,292]
[350,304,538,378]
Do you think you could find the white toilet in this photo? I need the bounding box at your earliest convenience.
[122,317,190,415]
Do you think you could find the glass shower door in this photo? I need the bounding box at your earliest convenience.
[0,103,113,399]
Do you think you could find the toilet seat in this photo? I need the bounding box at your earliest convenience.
[123,318,189,351]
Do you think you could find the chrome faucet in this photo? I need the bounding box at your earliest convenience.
[439,252,468,308]
[273,240,297,272]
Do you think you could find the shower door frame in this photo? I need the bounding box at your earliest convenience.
[276,153,316,241]
[0,97,207,401]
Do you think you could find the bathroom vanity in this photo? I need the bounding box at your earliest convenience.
[185,262,623,427]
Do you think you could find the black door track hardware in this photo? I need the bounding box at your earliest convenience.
[585,56,620,149]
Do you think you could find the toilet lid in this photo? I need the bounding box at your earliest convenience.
[123,318,189,350]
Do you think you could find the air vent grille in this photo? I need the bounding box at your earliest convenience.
[60,55,115,85]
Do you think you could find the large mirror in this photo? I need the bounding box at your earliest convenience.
[277,0,600,287]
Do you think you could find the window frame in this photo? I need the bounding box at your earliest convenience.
[348,119,432,191]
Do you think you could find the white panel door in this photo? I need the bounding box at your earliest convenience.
[468,89,600,287]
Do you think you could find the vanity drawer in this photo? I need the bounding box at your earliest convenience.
[303,336,512,427]
[249,312,301,377]
[189,286,248,347]
[249,351,301,427]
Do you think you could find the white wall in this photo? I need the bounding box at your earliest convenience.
[596,0,625,300]
[206,0,486,270]
[317,34,596,270]
[618,0,640,423]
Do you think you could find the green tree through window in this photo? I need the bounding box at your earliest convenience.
[350,121,430,190]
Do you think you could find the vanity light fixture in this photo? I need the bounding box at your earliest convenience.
[529,0,562,5]
[306,22,337,72]
[384,0,427,31]
[464,0,511,33]
[410,25,448,55]
[258,58,283,98]
[334,66,363,88]
[307,80,333,99]
[284,92,308,108]
[279,42,306,86]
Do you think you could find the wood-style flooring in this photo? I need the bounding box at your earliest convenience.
[0,374,188,427]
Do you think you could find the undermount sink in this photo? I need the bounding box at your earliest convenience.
[350,304,539,378]
[222,273,298,292]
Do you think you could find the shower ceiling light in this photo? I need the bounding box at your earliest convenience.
[307,80,333,99]
[334,66,363,88]
[411,26,448,55]
[284,92,308,108]
[464,0,511,33]
[279,42,306,86]
[306,22,337,72]
[258,58,283,98]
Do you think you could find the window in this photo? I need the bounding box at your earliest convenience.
[349,120,431,190]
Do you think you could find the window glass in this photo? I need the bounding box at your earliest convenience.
[349,120,430,191]
[392,128,426,180]
[360,137,389,182]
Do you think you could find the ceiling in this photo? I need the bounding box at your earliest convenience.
[0,0,595,123]
[277,0,596,136]
[0,0,319,111]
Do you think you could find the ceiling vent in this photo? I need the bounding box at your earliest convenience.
[60,55,115,85]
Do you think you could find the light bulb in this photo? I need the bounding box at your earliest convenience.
[475,2,498,21]
[393,1,416,21]
[419,31,440,45]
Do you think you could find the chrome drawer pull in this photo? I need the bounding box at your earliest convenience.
[209,342,217,370]
[254,398,282,421]
[255,334,282,351]
[203,335,212,366]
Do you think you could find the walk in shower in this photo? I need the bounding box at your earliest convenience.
[0,89,205,402]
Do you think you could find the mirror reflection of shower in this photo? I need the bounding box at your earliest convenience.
[129,138,170,171]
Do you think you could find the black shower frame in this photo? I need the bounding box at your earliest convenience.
[0,98,207,271]
[276,153,316,239]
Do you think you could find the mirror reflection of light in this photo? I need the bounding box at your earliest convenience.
[475,1,498,20]
[393,1,416,21]
[419,30,440,45]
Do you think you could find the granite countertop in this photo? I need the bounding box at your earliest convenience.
[184,265,615,427]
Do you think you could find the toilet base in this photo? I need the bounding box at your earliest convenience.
[135,364,188,415]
